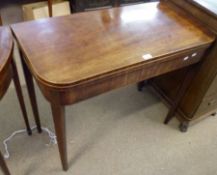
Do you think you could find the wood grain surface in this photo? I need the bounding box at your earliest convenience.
[0,27,13,100]
[151,0,217,124]
[12,1,216,170]
[11,2,214,89]
[0,27,13,73]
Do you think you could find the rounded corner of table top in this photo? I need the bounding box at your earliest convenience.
[0,27,14,73]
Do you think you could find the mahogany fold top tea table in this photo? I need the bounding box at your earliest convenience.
[11,1,215,171]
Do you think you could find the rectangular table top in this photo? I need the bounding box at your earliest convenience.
[11,2,214,88]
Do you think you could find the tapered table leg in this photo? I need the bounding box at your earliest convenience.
[11,59,32,135]
[0,15,2,26]
[51,102,68,171]
[20,51,42,133]
[48,0,53,17]
[164,66,197,124]
[0,151,10,175]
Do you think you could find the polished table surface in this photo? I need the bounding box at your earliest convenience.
[11,1,215,171]
[11,2,213,88]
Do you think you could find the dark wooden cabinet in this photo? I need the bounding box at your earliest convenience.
[71,0,114,12]
[0,0,47,7]
[71,0,156,12]
[121,0,147,4]
[151,0,217,131]
[86,0,112,8]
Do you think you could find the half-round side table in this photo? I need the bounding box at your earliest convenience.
[0,23,41,175]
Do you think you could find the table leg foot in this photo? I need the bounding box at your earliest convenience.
[11,59,32,135]
[0,151,10,175]
[51,103,68,171]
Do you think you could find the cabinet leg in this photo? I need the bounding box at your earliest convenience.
[164,107,176,124]
[164,66,197,124]
[11,59,32,135]
[179,121,189,133]
[51,102,68,171]
[20,52,42,133]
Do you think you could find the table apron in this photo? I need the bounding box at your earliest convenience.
[37,48,206,105]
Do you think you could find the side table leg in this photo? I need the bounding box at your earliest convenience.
[11,59,32,135]
[51,102,68,171]
[20,51,42,133]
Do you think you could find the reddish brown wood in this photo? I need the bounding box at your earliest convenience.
[0,27,33,134]
[51,101,68,171]
[20,53,42,133]
[164,65,198,124]
[0,26,33,175]
[0,15,2,26]
[11,2,215,171]
[151,0,217,130]
[11,59,32,135]
[11,2,214,89]
[0,151,10,175]
[47,0,53,17]
[38,48,208,105]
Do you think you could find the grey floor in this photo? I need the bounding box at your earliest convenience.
[1,3,217,175]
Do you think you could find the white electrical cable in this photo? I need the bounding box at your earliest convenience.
[3,125,57,159]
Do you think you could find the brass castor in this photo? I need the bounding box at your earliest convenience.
[179,122,189,132]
